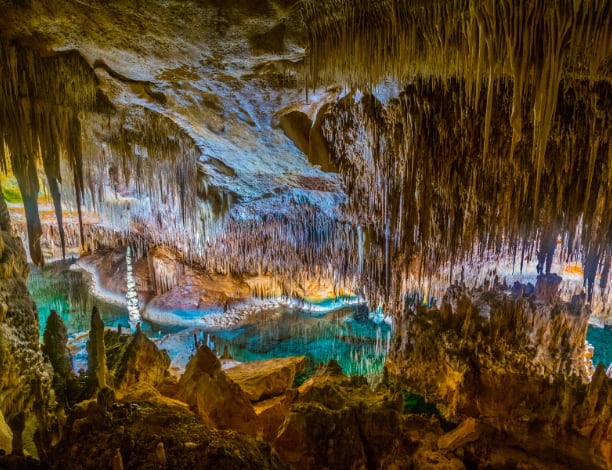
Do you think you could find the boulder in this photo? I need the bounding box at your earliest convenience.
[437,417,482,451]
[254,391,298,442]
[225,356,306,401]
[174,345,260,437]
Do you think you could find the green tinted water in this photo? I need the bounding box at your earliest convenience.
[587,325,612,369]
[28,260,392,381]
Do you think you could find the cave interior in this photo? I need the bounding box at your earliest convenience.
[0,0,611,469]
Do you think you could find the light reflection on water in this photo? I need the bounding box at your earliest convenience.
[28,260,392,382]
[587,325,612,369]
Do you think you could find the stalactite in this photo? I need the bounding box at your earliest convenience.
[0,40,98,264]
[302,2,612,300]
[322,77,611,311]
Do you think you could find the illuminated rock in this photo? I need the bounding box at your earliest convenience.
[224,356,306,401]
[173,345,261,437]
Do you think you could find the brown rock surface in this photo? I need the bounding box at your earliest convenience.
[48,395,286,470]
[388,277,612,470]
[437,418,482,452]
[173,345,261,437]
[279,111,312,155]
[224,356,306,401]
[274,361,413,470]
[254,391,297,442]
[105,330,171,393]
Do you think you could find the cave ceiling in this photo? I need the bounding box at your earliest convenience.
[0,0,611,313]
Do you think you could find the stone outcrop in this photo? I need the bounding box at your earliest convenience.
[87,307,107,390]
[274,360,465,470]
[105,329,171,394]
[172,345,260,437]
[47,393,286,470]
[254,392,297,443]
[388,276,612,470]
[224,356,306,401]
[0,192,53,456]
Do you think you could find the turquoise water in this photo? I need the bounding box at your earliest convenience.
[587,325,612,368]
[209,305,391,382]
[28,260,391,381]
[27,260,177,338]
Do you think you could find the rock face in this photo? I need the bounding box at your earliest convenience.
[224,356,306,401]
[0,192,53,455]
[105,330,171,393]
[47,394,286,470]
[274,360,408,470]
[388,276,612,470]
[173,345,260,437]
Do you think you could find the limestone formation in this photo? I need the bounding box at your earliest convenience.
[105,329,171,393]
[388,277,612,469]
[173,345,261,437]
[47,394,286,470]
[0,0,610,468]
[42,310,73,380]
[0,192,53,457]
[224,356,306,401]
[87,307,107,390]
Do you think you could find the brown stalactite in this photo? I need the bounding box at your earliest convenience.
[11,150,44,267]
[322,77,611,310]
[0,184,11,232]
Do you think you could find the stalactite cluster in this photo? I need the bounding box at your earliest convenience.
[79,107,223,254]
[0,40,98,265]
[302,0,611,163]
[302,0,612,312]
[322,78,611,312]
[82,196,361,302]
[196,198,359,298]
[0,39,225,267]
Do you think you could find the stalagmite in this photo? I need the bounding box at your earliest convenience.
[87,306,107,390]
[126,246,141,329]
[42,310,72,377]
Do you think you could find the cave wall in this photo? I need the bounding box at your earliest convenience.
[0,191,53,455]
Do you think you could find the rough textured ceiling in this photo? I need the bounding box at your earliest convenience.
[0,0,611,314]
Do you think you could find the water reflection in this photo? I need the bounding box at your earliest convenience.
[29,260,392,382]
